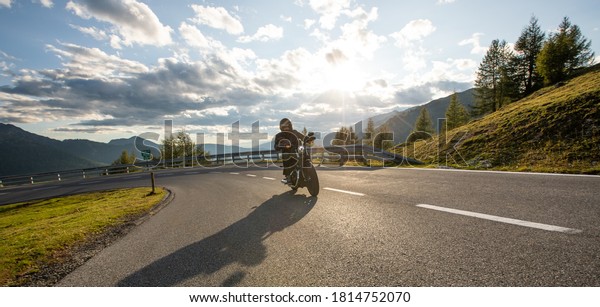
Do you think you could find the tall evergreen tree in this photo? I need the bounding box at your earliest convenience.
[537,17,595,85]
[444,92,470,131]
[347,126,358,144]
[514,16,546,96]
[333,126,358,145]
[473,39,514,116]
[408,107,434,142]
[373,124,393,150]
[364,118,376,146]
[112,150,136,165]
[415,107,434,134]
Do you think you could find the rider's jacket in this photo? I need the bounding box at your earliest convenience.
[274,129,305,153]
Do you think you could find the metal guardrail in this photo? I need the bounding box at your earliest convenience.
[0,145,421,188]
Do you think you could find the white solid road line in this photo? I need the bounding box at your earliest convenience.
[32,186,57,191]
[416,204,582,234]
[78,181,103,185]
[324,187,365,196]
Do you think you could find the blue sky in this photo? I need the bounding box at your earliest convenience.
[0,0,598,143]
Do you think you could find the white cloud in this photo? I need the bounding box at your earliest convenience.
[436,0,456,4]
[399,58,476,94]
[304,19,316,29]
[179,23,212,49]
[190,5,244,35]
[0,0,11,8]
[45,43,149,79]
[238,24,283,43]
[66,0,173,48]
[39,0,53,8]
[280,15,292,22]
[69,24,109,41]
[402,47,429,71]
[336,7,385,60]
[459,32,487,54]
[308,0,351,30]
[390,19,436,48]
[389,19,437,73]
[254,47,314,94]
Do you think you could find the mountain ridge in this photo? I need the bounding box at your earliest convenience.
[369,88,475,144]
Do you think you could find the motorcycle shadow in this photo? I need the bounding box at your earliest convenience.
[118,190,317,286]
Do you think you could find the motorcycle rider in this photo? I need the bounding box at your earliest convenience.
[274,118,312,184]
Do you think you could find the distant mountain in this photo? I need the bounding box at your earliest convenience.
[0,125,161,177]
[369,109,404,128]
[371,88,475,144]
[0,124,103,177]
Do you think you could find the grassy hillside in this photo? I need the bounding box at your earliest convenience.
[396,65,600,174]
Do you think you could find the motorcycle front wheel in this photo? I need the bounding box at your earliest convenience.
[304,165,319,197]
[289,169,300,190]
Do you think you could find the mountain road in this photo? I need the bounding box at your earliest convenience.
[1,166,598,286]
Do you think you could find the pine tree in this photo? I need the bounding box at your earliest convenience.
[373,124,392,149]
[408,107,434,142]
[537,17,595,85]
[514,16,545,96]
[444,92,470,131]
[415,107,434,134]
[112,150,136,165]
[333,126,358,145]
[364,118,376,146]
[333,126,348,145]
[347,126,358,144]
[473,39,514,116]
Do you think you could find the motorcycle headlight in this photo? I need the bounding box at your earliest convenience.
[298,146,305,153]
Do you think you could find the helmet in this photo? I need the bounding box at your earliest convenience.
[280,118,292,131]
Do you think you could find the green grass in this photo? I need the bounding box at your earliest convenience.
[0,187,166,286]
[395,65,600,174]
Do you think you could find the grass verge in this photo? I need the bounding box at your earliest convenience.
[0,187,166,286]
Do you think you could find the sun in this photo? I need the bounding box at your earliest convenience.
[322,61,365,92]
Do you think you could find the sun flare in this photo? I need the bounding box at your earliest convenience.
[321,61,365,92]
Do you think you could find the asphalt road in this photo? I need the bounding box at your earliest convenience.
[2,166,599,286]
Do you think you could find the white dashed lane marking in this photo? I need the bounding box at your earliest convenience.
[416,204,582,234]
[323,187,365,196]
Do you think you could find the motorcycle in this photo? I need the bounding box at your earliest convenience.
[277,133,320,197]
